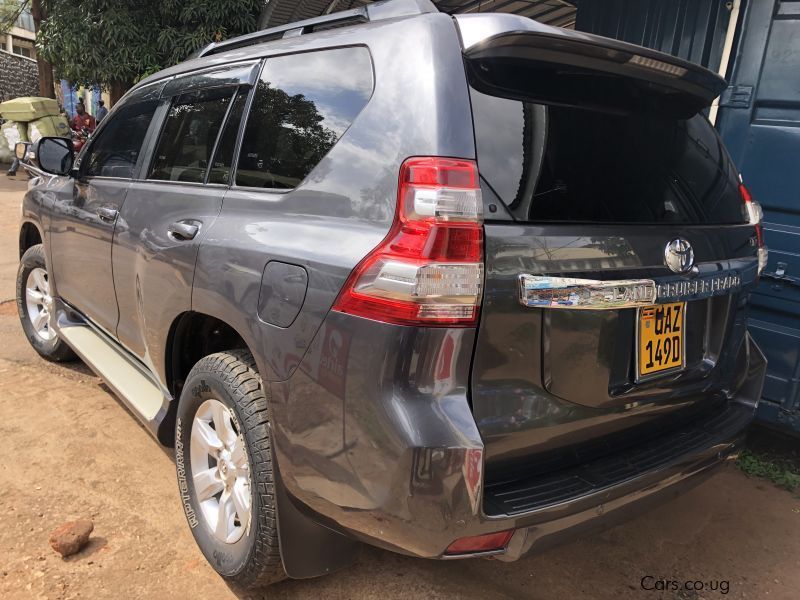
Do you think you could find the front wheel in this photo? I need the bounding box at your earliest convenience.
[16,244,76,362]
[175,350,285,588]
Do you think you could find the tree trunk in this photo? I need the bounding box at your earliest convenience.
[35,55,55,98]
[30,0,56,98]
[109,81,130,106]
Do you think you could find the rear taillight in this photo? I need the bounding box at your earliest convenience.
[332,157,484,327]
[740,182,768,274]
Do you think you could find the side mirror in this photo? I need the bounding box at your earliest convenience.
[34,137,74,176]
[14,141,31,161]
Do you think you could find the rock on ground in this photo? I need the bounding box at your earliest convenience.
[49,519,94,557]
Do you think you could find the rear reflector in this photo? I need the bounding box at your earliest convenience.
[332,157,484,327]
[445,530,514,555]
[740,182,767,274]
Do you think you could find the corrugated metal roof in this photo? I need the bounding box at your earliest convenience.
[259,0,577,29]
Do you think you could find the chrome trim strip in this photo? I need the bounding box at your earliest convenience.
[518,270,745,310]
[518,275,656,310]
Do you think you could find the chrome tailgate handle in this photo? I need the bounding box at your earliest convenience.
[519,275,656,310]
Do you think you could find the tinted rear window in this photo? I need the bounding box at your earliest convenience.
[236,46,373,189]
[471,89,745,224]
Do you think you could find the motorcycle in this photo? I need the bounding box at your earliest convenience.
[71,117,93,153]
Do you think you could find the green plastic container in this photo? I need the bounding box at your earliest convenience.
[0,97,60,122]
[28,115,71,142]
[2,120,28,147]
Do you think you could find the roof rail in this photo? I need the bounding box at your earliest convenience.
[191,0,438,59]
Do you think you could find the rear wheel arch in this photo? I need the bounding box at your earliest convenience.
[159,311,252,447]
[165,311,251,404]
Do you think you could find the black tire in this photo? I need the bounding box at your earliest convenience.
[175,349,285,589]
[16,244,76,362]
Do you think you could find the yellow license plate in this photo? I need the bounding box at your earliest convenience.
[637,302,686,379]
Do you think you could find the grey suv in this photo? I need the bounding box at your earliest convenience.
[16,0,767,588]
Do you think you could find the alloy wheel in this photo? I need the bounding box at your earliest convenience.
[25,267,56,341]
[190,399,252,544]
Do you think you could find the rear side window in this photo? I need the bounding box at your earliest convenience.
[471,89,745,225]
[236,46,373,189]
[149,87,235,183]
[83,86,159,178]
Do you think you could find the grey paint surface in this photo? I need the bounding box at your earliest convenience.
[191,12,475,384]
[18,1,767,577]
[473,224,759,473]
[48,176,129,336]
[112,180,224,373]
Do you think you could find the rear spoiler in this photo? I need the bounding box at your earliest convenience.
[456,14,726,116]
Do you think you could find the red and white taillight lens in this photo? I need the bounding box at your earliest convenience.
[332,157,484,327]
[740,182,768,274]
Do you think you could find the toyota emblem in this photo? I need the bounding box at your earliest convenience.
[664,238,694,274]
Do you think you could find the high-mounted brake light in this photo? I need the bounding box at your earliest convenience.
[740,183,768,275]
[332,157,484,326]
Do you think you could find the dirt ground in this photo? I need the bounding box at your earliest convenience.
[1,173,799,600]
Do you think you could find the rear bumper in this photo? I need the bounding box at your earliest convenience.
[499,405,750,560]
[274,321,765,560]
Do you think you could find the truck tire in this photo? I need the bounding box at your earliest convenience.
[175,349,286,589]
[16,244,76,362]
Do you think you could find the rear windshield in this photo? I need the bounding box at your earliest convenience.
[471,88,745,225]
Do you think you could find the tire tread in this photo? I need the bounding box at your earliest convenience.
[185,349,285,588]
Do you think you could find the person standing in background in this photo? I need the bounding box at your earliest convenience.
[96,100,108,122]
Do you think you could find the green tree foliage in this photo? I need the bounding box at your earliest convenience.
[0,0,26,33]
[37,0,262,94]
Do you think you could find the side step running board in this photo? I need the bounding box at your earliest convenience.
[55,309,169,438]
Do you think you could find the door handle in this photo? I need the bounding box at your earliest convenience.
[97,207,118,223]
[168,220,200,241]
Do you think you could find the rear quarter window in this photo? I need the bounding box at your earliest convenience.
[471,89,745,225]
[236,46,373,190]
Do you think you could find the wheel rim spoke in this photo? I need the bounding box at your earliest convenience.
[32,310,48,332]
[26,288,44,304]
[193,420,223,453]
[216,490,233,540]
[231,479,251,530]
[32,269,48,294]
[193,467,224,502]
[211,402,236,446]
[230,438,247,470]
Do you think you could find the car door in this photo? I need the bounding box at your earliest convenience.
[716,0,800,433]
[48,83,162,335]
[111,64,256,374]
